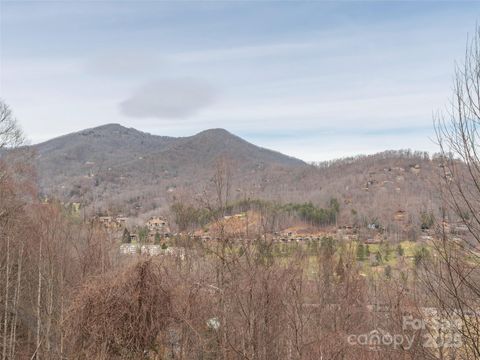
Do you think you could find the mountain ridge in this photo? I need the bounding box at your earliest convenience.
[29,124,307,213]
[26,124,442,235]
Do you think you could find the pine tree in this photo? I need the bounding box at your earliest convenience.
[384,265,392,278]
[356,244,365,261]
[122,228,131,244]
[396,244,404,257]
[336,255,345,279]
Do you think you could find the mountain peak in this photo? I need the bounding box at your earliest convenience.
[82,123,139,135]
[92,123,126,131]
[195,128,234,137]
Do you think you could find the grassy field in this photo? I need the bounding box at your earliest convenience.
[268,238,430,280]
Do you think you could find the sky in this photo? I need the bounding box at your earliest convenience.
[1,1,479,162]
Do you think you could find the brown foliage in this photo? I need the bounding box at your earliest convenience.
[65,260,172,359]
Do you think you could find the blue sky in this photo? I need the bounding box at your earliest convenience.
[1,1,479,161]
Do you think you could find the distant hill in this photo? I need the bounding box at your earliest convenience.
[31,124,306,213]
[28,124,447,240]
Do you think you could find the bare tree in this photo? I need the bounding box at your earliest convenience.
[427,25,480,358]
[0,100,24,149]
[212,156,232,217]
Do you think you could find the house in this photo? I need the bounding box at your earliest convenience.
[98,216,113,224]
[120,244,185,259]
[394,210,407,221]
[98,216,118,230]
[146,216,170,233]
[339,225,355,235]
[120,244,138,255]
[451,223,469,235]
[116,217,128,226]
[97,216,128,231]
[410,164,421,174]
[129,233,138,242]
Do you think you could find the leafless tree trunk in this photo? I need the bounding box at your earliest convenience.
[2,235,10,360]
[430,25,480,358]
[0,101,24,149]
[35,238,42,360]
[9,244,23,359]
[212,156,232,217]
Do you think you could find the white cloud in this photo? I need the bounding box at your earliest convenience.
[119,78,217,119]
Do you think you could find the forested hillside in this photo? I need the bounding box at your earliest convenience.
[29,126,444,238]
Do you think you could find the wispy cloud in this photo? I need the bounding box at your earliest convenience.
[167,42,316,63]
[119,78,217,119]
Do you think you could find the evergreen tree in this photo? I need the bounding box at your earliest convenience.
[383,243,391,262]
[356,243,365,261]
[384,265,392,278]
[336,255,345,279]
[414,246,429,267]
[396,244,404,257]
[122,228,131,244]
[138,226,149,243]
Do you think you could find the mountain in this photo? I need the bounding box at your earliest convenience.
[31,124,306,213]
[28,124,446,239]
[162,128,303,167]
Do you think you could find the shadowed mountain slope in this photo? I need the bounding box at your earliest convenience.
[31,124,306,212]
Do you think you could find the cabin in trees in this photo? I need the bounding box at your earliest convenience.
[394,210,407,222]
[146,216,170,234]
[364,237,381,245]
[410,164,421,174]
[98,216,112,225]
[97,216,128,231]
[121,217,172,245]
[116,217,128,226]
